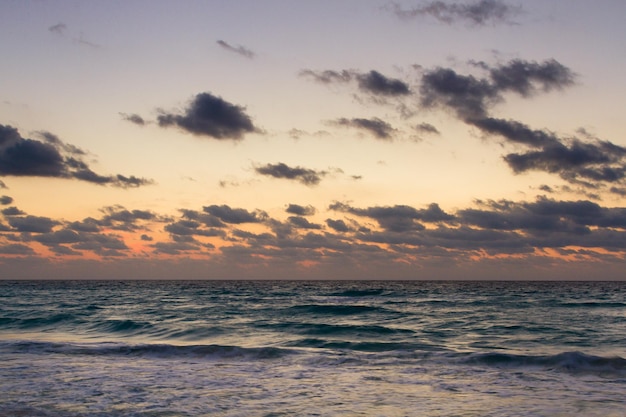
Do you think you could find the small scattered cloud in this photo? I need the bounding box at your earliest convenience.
[2,206,24,216]
[203,204,267,224]
[389,0,521,27]
[119,113,146,126]
[0,195,12,205]
[331,117,396,140]
[157,92,259,140]
[488,59,576,97]
[255,162,327,186]
[286,204,316,216]
[356,70,411,96]
[216,40,256,59]
[48,23,67,35]
[288,216,322,230]
[326,218,353,233]
[415,122,440,135]
[0,124,152,188]
[299,69,352,85]
[300,69,410,98]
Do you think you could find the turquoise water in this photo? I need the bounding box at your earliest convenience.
[1,280,625,416]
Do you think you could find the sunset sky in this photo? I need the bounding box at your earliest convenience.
[1,0,626,279]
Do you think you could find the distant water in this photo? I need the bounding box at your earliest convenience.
[1,280,625,416]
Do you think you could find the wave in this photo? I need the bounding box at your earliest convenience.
[0,313,78,330]
[462,351,626,376]
[287,304,387,316]
[1,340,292,360]
[329,288,386,297]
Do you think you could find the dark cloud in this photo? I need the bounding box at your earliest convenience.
[286,204,316,216]
[330,202,455,232]
[203,205,267,224]
[0,195,12,205]
[419,59,576,121]
[390,0,520,26]
[300,69,410,99]
[458,197,626,236]
[420,67,497,120]
[48,23,67,35]
[255,162,327,186]
[0,243,35,255]
[332,117,396,140]
[180,209,227,228]
[164,220,225,238]
[470,117,560,148]
[288,216,322,230]
[7,215,58,233]
[326,218,353,233]
[97,206,162,231]
[0,180,6,189]
[504,141,626,185]
[67,218,101,233]
[473,118,626,187]
[356,71,411,96]
[488,59,576,96]
[2,206,25,216]
[119,113,146,125]
[216,40,256,59]
[415,123,440,135]
[153,241,201,255]
[157,92,258,140]
[0,124,152,188]
[298,69,352,85]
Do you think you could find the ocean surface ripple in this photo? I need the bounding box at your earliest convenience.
[1,280,624,416]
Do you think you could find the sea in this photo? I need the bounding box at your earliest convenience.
[0,280,624,417]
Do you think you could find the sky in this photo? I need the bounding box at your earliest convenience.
[1,0,626,280]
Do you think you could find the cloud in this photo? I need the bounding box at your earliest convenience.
[419,67,498,120]
[7,215,59,233]
[2,206,24,216]
[458,197,626,236]
[300,69,410,98]
[326,218,353,233]
[330,202,455,232]
[419,59,576,121]
[0,195,12,205]
[0,124,152,188]
[0,180,6,189]
[96,206,164,231]
[488,59,576,96]
[255,162,327,186]
[299,69,353,85]
[471,117,626,190]
[390,0,521,26]
[216,40,256,59]
[48,23,67,35]
[288,216,322,230]
[286,204,316,216]
[331,117,396,140]
[415,122,440,135]
[203,205,267,224]
[0,243,36,255]
[157,92,259,140]
[119,113,146,125]
[356,71,411,96]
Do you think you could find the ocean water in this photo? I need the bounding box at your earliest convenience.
[0,280,624,417]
